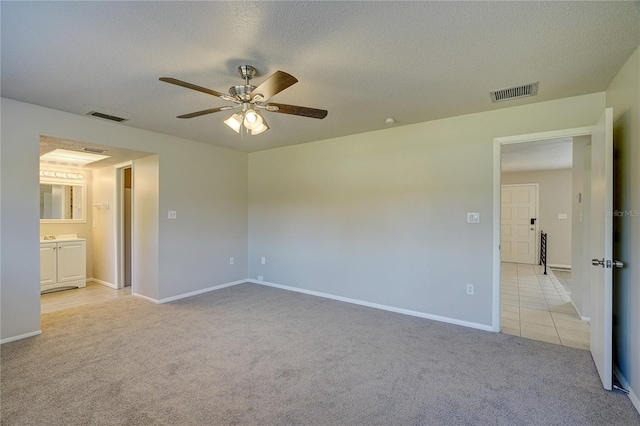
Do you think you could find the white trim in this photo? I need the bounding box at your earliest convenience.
[1,330,42,344]
[114,162,133,291]
[90,278,117,289]
[493,126,595,334]
[249,279,494,332]
[569,300,591,322]
[113,160,133,169]
[549,264,572,270]
[134,279,247,304]
[132,292,160,304]
[495,126,594,145]
[614,365,640,414]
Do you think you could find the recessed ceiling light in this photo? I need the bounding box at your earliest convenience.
[40,148,110,167]
[385,118,395,125]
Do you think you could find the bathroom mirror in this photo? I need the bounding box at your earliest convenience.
[40,181,86,223]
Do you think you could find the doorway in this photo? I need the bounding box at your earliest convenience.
[116,162,133,290]
[492,127,594,342]
[38,137,154,314]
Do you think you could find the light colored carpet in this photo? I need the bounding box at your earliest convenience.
[2,283,638,425]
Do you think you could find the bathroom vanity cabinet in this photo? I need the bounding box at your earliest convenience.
[40,238,86,293]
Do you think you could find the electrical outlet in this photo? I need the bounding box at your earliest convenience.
[466,284,474,295]
[261,257,266,265]
[230,257,234,265]
[257,275,264,281]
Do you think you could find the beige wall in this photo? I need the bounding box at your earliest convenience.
[570,136,592,319]
[502,169,573,267]
[91,165,116,285]
[606,45,640,407]
[1,98,248,341]
[133,155,160,300]
[249,92,605,328]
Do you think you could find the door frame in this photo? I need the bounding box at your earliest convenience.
[114,161,133,291]
[492,126,593,331]
[500,183,540,265]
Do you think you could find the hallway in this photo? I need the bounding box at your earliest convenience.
[501,262,590,350]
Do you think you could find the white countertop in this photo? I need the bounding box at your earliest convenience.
[40,234,86,243]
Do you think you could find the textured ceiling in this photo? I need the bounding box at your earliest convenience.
[501,138,573,173]
[2,2,639,153]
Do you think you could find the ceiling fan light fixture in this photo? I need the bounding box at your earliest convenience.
[224,113,243,133]
[243,109,263,130]
[249,118,269,135]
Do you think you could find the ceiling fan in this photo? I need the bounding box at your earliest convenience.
[160,65,328,136]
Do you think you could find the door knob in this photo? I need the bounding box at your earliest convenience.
[592,259,625,268]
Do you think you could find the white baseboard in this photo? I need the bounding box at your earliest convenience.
[569,300,591,322]
[132,292,160,304]
[1,330,42,344]
[134,279,247,304]
[549,264,572,270]
[248,279,494,332]
[614,364,640,414]
[90,278,117,289]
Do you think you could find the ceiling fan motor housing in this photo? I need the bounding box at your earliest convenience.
[238,65,257,81]
[229,85,256,101]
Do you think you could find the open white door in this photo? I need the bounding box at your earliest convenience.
[589,107,621,390]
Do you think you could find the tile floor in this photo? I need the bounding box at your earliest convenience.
[501,262,591,350]
[41,281,132,314]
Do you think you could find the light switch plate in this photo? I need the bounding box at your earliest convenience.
[168,211,177,219]
[558,213,568,219]
[467,212,480,224]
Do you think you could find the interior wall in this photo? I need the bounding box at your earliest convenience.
[133,155,159,300]
[501,169,573,267]
[1,101,41,340]
[570,136,592,319]
[0,97,249,341]
[156,137,248,300]
[249,92,605,328]
[91,165,116,286]
[39,165,94,279]
[606,45,640,407]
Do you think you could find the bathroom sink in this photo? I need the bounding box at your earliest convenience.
[40,234,83,242]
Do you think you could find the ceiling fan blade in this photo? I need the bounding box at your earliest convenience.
[176,106,235,119]
[251,71,298,101]
[160,77,229,99]
[265,103,328,119]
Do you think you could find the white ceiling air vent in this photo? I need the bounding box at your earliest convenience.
[87,111,128,122]
[490,82,539,103]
